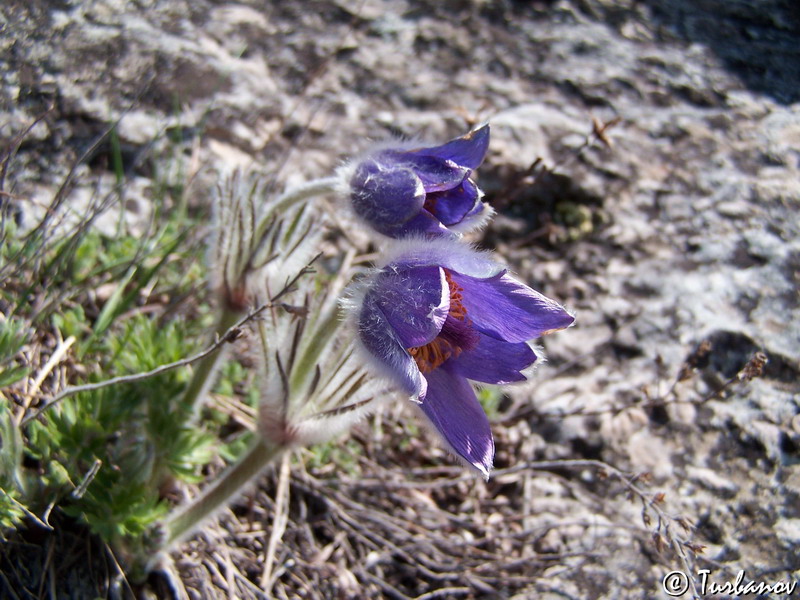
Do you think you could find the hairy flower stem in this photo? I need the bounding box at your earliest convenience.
[254,177,338,241]
[162,439,284,548]
[183,177,338,419]
[183,306,240,421]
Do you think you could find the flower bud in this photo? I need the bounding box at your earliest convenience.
[340,125,493,239]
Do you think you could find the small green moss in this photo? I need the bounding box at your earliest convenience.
[477,386,504,419]
[554,200,597,242]
[302,437,363,477]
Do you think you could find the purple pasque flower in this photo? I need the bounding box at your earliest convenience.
[342,125,493,238]
[352,239,574,477]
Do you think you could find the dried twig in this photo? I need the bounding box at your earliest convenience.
[20,259,318,426]
[14,335,75,427]
[19,305,262,426]
[261,453,292,590]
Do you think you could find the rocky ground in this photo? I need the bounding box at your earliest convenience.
[2,0,799,598]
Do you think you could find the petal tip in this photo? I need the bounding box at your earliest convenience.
[541,310,576,335]
[472,452,494,480]
[418,125,491,170]
[464,123,490,143]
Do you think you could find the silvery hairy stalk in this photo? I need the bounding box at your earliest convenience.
[183,171,337,418]
[154,170,388,553]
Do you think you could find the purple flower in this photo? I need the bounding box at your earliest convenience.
[342,126,493,238]
[352,239,574,477]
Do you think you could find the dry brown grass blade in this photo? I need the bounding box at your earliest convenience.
[261,452,292,591]
[14,335,74,427]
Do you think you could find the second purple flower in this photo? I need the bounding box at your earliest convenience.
[352,240,574,477]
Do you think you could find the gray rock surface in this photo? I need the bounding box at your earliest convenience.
[2,0,798,598]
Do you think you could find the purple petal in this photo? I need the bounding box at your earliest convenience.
[462,193,488,220]
[350,160,425,233]
[382,151,469,193]
[417,365,494,477]
[450,271,574,343]
[450,331,537,384]
[454,196,493,233]
[368,266,449,348]
[383,208,451,238]
[358,294,426,398]
[425,179,482,226]
[410,125,490,170]
[437,311,479,354]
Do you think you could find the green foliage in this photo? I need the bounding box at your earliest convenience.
[0,489,26,534]
[81,230,189,357]
[303,437,363,477]
[21,314,217,541]
[50,305,90,342]
[0,399,26,534]
[65,481,168,541]
[71,229,139,281]
[0,319,30,533]
[0,147,216,550]
[219,433,253,464]
[215,360,260,463]
[215,359,252,399]
[2,129,351,584]
[0,316,30,387]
